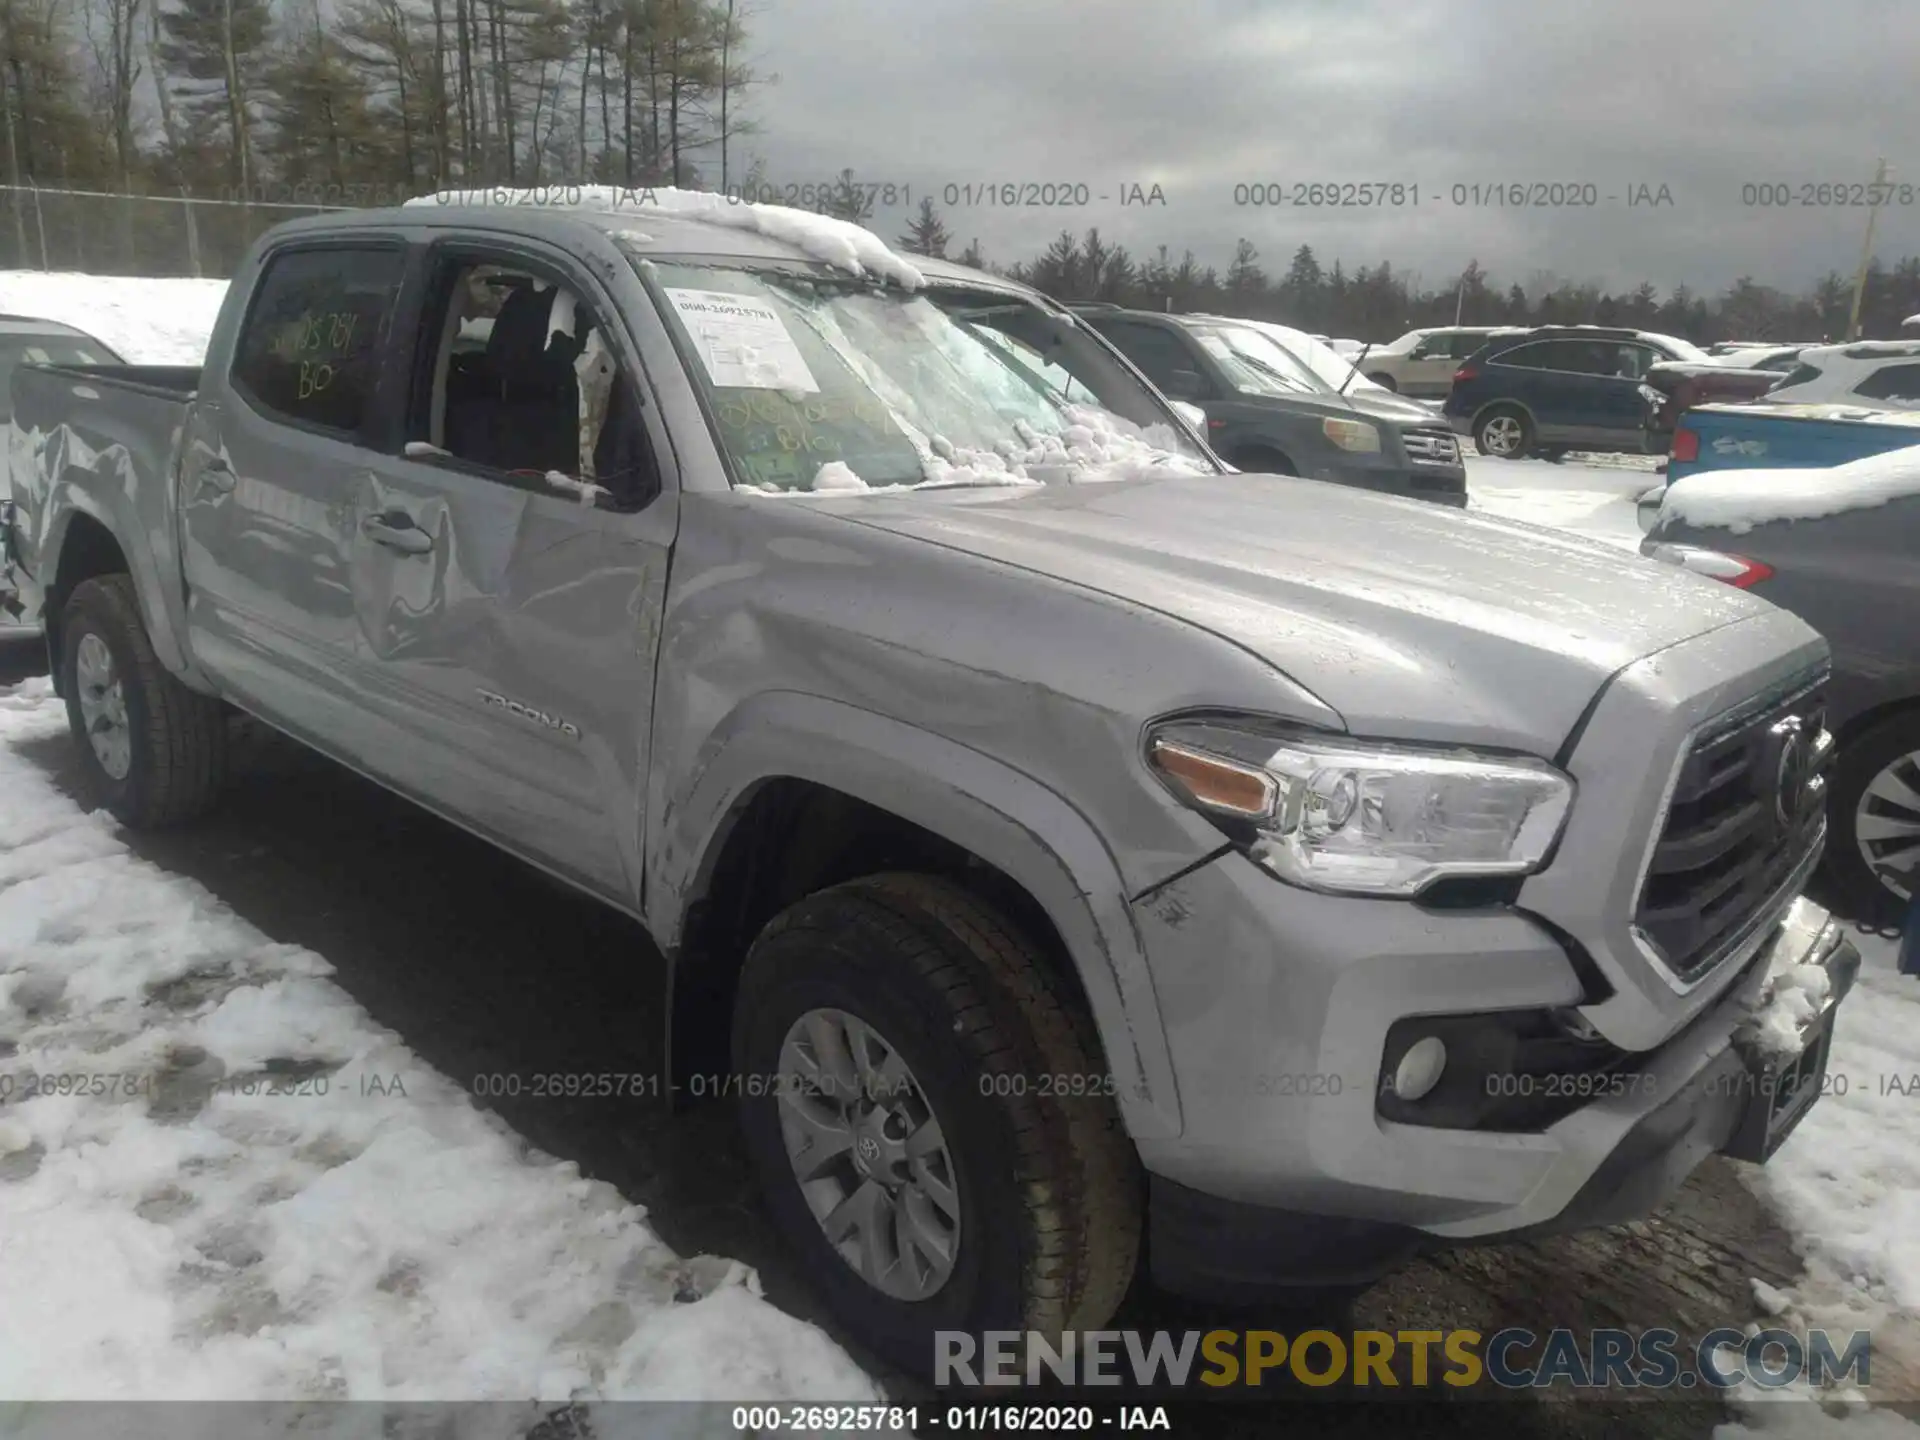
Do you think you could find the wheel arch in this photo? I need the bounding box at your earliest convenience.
[650,693,1183,1141]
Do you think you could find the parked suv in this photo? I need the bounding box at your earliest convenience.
[1076,306,1468,505]
[1,191,1859,1379]
[1762,340,1920,410]
[1357,326,1513,396]
[1445,326,1709,460]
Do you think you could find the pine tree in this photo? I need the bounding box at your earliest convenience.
[1224,238,1264,304]
[956,235,986,270]
[817,166,872,222]
[898,194,948,257]
[159,0,272,187]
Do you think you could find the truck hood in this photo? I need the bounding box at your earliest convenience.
[829,473,1772,753]
[1234,386,1441,427]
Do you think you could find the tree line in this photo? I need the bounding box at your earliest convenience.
[896,201,1920,345]
[0,0,761,198]
[1,0,1915,343]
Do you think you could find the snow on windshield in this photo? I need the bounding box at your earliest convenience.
[646,264,1211,494]
[408,185,925,290]
[1660,443,1920,533]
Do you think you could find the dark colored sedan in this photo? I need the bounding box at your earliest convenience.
[1641,455,1920,922]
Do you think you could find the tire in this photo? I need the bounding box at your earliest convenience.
[1474,405,1534,459]
[1365,373,1397,392]
[59,574,226,828]
[732,872,1142,1378]
[1823,713,1920,925]
[1232,446,1297,476]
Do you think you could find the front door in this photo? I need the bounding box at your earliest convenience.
[345,239,678,904]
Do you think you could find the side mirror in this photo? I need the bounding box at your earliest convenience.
[1163,368,1205,402]
[1170,400,1207,429]
[1636,483,1667,534]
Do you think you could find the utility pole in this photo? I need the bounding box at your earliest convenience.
[1846,158,1889,341]
[1454,271,1467,325]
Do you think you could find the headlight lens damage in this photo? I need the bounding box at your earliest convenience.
[1147,721,1574,897]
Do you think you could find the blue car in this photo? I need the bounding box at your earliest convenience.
[1442,325,1708,460]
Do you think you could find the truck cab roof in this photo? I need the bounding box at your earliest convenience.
[264,195,1013,295]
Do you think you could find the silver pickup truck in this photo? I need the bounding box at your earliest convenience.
[0,192,1859,1376]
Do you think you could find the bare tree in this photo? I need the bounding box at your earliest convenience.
[82,0,141,184]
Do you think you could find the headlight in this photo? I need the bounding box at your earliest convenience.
[1147,721,1574,897]
[1321,417,1381,453]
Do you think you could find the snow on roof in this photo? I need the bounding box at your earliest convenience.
[1905,312,1920,327]
[408,185,926,291]
[1661,442,1920,534]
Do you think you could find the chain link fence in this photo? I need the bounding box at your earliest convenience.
[0,187,354,279]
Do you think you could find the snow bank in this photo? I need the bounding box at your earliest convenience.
[1661,444,1920,534]
[1734,925,1920,1411]
[0,271,227,364]
[0,677,877,1404]
[408,185,925,291]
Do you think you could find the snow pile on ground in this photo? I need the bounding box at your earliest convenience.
[0,272,227,364]
[1662,444,1920,534]
[409,186,925,291]
[0,676,876,1405]
[1742,927,1920,1331]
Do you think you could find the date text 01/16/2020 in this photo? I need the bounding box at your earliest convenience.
[728,1404,1174,1432]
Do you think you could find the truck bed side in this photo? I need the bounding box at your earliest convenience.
[6,361,203,676]
[1668,402,1920,481]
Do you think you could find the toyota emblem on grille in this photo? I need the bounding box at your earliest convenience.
[1769,716,1811,830]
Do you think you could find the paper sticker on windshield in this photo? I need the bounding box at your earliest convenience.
[665,289,819,393]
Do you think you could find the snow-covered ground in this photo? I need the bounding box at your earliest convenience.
[0,677,876,1408]
[1466,451,1656,550]
[0,271,226,365]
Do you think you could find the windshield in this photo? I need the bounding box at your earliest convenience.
[0,336,115,421]
[634,257,1214,493]
[1248,323,1383,393]
[1184,323,1330,397]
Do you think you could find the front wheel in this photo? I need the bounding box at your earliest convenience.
[732,873,1141,1377]
[60,574,226,828]
[1824,714,1920,925]
[1475,406,1534,459]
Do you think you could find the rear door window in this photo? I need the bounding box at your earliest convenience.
[1852,363,1920,403]
[230,245,406,435]
[1095,320,1202,389]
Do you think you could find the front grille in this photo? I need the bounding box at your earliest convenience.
[1403,427,1462,466]
[1633,672,1830,982]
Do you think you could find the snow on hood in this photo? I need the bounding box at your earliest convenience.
[408,185,926,291]
[0,271,227,364]
[1660,443,1920,534]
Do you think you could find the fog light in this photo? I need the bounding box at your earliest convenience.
[1392,1036,1448,1101]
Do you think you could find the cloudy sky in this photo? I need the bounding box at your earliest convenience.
[710,0,1919,299]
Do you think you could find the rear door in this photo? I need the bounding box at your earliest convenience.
[343,233,678,904]
[1399,331,1463,396]
[180,239,409,735]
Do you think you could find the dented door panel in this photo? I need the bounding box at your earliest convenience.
[345,458,670,901]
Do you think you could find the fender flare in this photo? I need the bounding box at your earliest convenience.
[652,691,1186,1141]
[39,444,208,689]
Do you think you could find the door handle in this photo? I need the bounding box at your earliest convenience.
[198,454,236,493]
[361,511,433,555]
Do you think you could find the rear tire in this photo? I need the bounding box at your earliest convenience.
[1823,713,1920,925]
[732,873,1142,1378]
[1474,405,1534,459]
[59,574,226,828]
